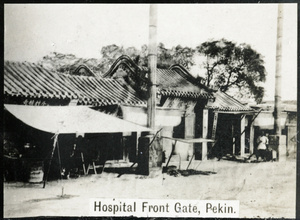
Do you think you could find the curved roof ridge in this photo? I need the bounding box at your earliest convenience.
[169,64,214,93]
[72,64,96,77]
[103,55,143,78]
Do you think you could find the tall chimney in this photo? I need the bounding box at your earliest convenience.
[147,4,157,130]
[274,4,283,135]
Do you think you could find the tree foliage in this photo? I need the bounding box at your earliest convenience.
[38,52,103,77]
[39,43,195,75]
[38,39,266,102]
[196,39,266,103]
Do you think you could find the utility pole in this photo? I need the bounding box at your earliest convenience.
[138,4,158,175]
[270,4,286,162]
[147,4,157,130]
[274,4,283,135]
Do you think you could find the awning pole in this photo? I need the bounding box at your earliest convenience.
[43,133,59,188]
[56,137,65,197]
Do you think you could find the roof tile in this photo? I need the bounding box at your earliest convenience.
[206,91,253,112]
[4,61,145,106]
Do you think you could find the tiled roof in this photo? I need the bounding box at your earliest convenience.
[104,55,213,99]
[206,91,253,112]
[4,61,145,106]
[157,68,213,99]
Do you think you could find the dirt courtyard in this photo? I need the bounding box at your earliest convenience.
[4,158,296,218]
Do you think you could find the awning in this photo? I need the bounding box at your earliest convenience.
[120,105,183,127]
[253,111,287,129]
[4,104,151,134]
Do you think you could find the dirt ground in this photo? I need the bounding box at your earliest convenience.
[3,158,296,218]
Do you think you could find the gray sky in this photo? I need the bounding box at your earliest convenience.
[4,4,297,100]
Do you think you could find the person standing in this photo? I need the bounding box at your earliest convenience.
[256,131,269,161]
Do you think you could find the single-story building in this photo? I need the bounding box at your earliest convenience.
[103,55,256,161]
[4,61,154,180]
[4,57,258,181]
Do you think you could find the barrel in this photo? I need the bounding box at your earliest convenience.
[29,161,44,183]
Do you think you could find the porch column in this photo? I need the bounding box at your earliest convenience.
[249,120,254,154]
[136,132,141,158]
[202,109,209,160]
[240,115,246,157]
[232,124,235,155]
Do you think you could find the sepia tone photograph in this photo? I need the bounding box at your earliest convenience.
[3,3,297,218]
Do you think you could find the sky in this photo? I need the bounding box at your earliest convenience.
[4,4,297,101]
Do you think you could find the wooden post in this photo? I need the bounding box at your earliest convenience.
[240,115,245,157]
[249,120,254,154]
[202,109,208,160]
[43,134,59,188]
[211,112,218,140]
[232,124,235,155]
[136,132,141,158]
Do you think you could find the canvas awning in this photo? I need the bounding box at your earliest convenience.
[120,105,183,127]
[4,104,151,134]
[253,111,287,129]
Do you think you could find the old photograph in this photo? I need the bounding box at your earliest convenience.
[3,3,297,218]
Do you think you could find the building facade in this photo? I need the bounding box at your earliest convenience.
[104,55,255,161]
[4,57,257,181]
